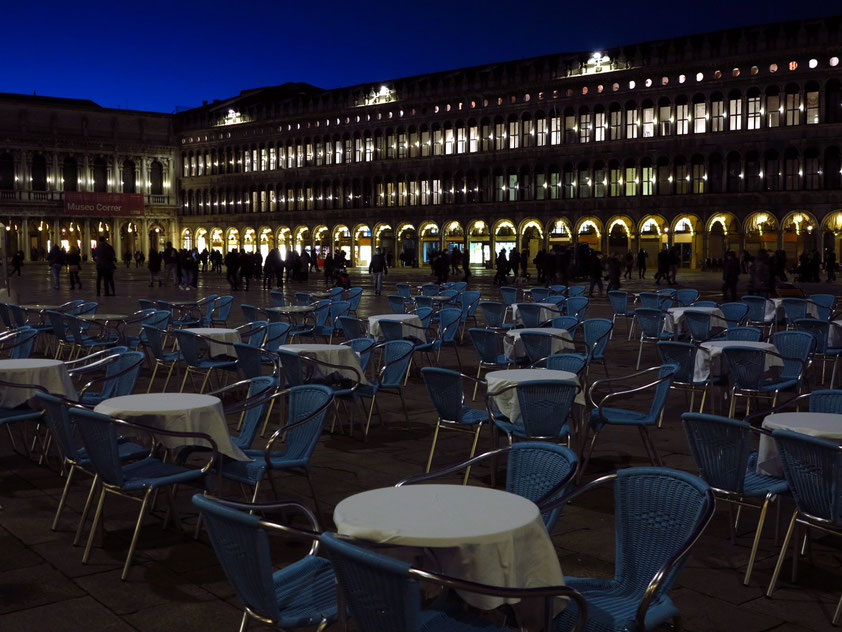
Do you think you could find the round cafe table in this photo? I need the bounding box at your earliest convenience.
[757,412,842,477]
[663,306,726,334]
[94,392,247,460]
[486,368,584,422]
[510,303,558,325]
[367,313,423,341]
[183,327,240,357]
[0,359,76,408]
[695,340,782,381]
[503,327,573,362]
[276,343,364,381]
[333,484,564,611]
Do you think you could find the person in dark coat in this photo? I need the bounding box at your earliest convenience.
[722,250,740,301]
[225,248,240,290]
[94,236,116,296]
[148,247,162,287]
[637,250,647,278]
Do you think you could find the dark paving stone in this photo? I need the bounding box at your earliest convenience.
[0,528,42,572]
[122,598,242,632]
[0,563,84,615]
[670,587,783,632]
[0,596,136,632]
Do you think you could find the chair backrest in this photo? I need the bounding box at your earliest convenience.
[268,290,286,307]
[719,302,748,328]
[468,328,504,364]
[277,349,306,387]
[264,321,291,351]
[4,327,37,359]
[458,291,481,317]
[234,376,278,449]
[794,318,830,353]
[343,337,376,372]
[565,296,589,321]
[809,389,842,413]
[684,310,713,342]
[438,308,462,343]
[240,304,262,323]
[478,301,506,328]
[147,310,171,330]
[173,329,204,366]
[378,320,407,342]
[421,284,440,297]
[68,407,125,487]
[191,495,284,622]
[499,286,518,306]
[583,318,612,359]
[295,292,312,306]
[338,316,366,341]
[378,340,414,388]
[544,353,587,377]
[320,532,420,632]
[721,346,766,390]
[741,295,770,324]
[0,303,13,329]
[639,292,662,310]
[312,301,332,328]
[681,413,755,494]
[450,282,467,293]
[77,301,98,316]
[35,392,81,463]
[415,307,434,328]
[516,379,579,438]
[610,467,713,599]
[551,316,580,334]
[770,330,815,379]
[648,364,678,419]
[329,301,351,325]
[412,295,433,310]
[567,285,586,297]
[100,351,144,399]
[328,287,344,299]
[346,287,363,311]
[507,441,578,530]
[242,321,268,347]
[46,310,70,342]
[515,303,545,328]
[656,341,698,384]
[675,289,700,307]
[725,326,762,342]
[421,367,468,422]
[808,294,834,321]
[282,384,333,462]
[607,291,630,315]
[634,308,664,339]
[141,325,169,360]
[234,343,264,379]
[8,305,29,328]
[386,295,406,314]
[519,331,558,365]
[781,298,808,324]
[693,301,718,308]
[212,296,234,323]
[395,283,412,298]
[530,287,551,302]
[772,429,842,525]
[62,314,89,345]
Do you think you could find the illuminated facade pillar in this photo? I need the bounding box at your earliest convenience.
[21,218,29,260]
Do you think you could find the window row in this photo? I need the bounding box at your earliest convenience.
[0,154,167,194]
[181,81,840,178]
[180,147,842,214]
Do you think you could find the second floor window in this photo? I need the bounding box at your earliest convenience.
[747,96,761,129]
[711,101,725,132]
[676,104,690,135]
[729,98,742,130]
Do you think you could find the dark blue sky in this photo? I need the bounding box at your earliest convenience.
[1,0,834,113]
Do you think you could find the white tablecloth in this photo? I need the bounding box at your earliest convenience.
[77,313,128,321]
[487,368,584,421]
[183,327,240,357]
[504,328,573,362]
[664,307,726,334]
[368,313,423,341]
[758,412,842,477]
[695,341,782,381]
[333,484,564,611]
[827,320,842,348]
[0,359,76,408]
[94,393,247,460]
[511,303,558,325]
[276,343,364,381]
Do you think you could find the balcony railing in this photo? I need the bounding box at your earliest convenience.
[0,190,174,206]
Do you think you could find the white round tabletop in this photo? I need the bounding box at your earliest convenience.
[334,484,540,546]
[78,313,128,321]
[269,305,313,313]
[281,343,347,352]
[0,358,65,370]
[701,340,776,351]
[487,368,578,383]
[95,392,221,415]
[368,313,419,322]
[763,412,842,437]
[185,327,237,336]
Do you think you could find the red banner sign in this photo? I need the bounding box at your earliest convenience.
[64,192,145,217]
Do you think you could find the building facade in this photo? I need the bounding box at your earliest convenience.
[2,17,842,271]
[0,94,178,262]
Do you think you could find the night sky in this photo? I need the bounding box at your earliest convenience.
[1,0,835,113]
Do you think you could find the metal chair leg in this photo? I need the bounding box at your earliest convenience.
[744,494,772,585]
[425,420,441,473]
[767,510,799,597]
[121,489,152,580]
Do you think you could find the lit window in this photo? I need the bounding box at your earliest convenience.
[679,74,686,83]
[769,63,778,73]
[732,68,740,77]
[629,80,636,89]
[831,57,840,67]
[751,66,759,75]
[809,58,818,68]
[696,72,704,81]
[788,61,798,71]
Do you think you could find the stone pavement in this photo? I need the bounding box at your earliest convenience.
[1,262,840,631]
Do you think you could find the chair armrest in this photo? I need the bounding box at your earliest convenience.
[743,392,813,424]
[594,375,671,411]
[202,496,323,544]
[397,448,508,486]
[67,353,121,377]
[110,417,219,474]
[78,355,144,397]
[262,390,335,465]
